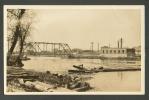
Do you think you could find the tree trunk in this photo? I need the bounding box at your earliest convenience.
[7,25,20,66]
[7,9,26,66]
[15,30,28,67]
[15,38,24,67]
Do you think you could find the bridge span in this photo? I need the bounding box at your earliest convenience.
[24,42,73,57]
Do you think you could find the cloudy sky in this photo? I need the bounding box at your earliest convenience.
[30,7,142,50]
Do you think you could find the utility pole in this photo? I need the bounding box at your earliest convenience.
[91,42,94,52]
[97,43,99,53]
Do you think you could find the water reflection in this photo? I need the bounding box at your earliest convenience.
[87,71,141,92]
[117,72,123,80]
[101,59,140,68]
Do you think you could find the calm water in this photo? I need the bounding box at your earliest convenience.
[23,56,141,92]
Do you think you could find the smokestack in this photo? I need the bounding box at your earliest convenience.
[120,38,123,48]
[118,40,119,48]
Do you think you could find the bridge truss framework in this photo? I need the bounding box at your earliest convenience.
[24,42,73,57]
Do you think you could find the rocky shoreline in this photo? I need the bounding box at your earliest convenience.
[7,66,92,92]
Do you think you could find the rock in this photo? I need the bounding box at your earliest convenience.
[18,78,24,85]
[33,81,54,92]
[23,81,54,92]
[24,81,34,88]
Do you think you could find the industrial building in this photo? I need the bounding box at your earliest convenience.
[100,38,136,58]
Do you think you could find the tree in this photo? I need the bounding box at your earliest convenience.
[7,9,33,67]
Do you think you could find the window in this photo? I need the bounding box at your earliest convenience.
[118,50,120,53]
[110,50,112,53]
[122,50,125,54]
[103,50,104,54]
[114,50,116,53]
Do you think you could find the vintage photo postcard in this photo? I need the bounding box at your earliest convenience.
[4,5,145,95]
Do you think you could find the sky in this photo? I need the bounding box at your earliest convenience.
[30,7,142,50]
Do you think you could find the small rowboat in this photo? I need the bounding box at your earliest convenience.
[73,64,87,70]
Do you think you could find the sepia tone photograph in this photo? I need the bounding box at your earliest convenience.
[4,5,145,95]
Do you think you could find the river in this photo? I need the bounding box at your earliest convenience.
[23,56,141,92]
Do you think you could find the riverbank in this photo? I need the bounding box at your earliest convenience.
[6,56,141,92]
[7,66,92,92]
[7,66,141,92]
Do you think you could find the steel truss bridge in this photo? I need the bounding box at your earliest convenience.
[24,42,73,57]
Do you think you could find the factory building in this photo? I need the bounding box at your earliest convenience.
[100,38,135,58]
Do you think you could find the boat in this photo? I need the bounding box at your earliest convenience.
[69,64,104,74]
[69,64,140,74]
[90,67,104,73]
[73,64,87,70]
[68,70,93,74]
